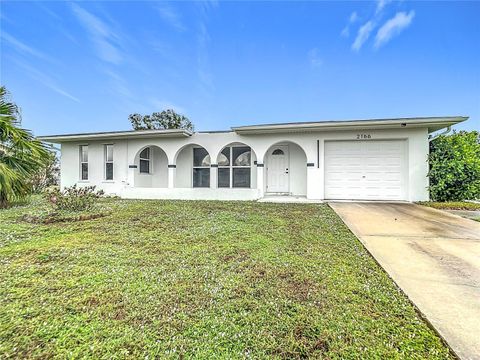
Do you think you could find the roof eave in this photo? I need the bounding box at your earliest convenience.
[37,129,193,143]
[232,117,468,135]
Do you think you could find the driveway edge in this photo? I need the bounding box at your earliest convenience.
[328,203,461,360]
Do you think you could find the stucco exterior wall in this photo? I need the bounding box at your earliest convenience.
[59,127,429,201]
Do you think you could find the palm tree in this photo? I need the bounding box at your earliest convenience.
[0,86,50,207]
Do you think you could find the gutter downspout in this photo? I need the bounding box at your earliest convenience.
[428,126,451,142]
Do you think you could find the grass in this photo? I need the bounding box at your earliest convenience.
[418,201,480,211]
[0,197,453,359]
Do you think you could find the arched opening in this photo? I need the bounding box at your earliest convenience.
[134,145,168,188]
[174,144,211,188]
[216,142,257,189]
[264,141,307,195]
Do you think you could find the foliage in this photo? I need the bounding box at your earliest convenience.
[0,199,453,359]
[46,185,104,211]
[0,86,50,207]
[418,201,480,211]
[29,149,59,193]
[428,131,480,201]
[129,109,194,131]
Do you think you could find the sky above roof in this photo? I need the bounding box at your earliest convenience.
[1,0,479,135]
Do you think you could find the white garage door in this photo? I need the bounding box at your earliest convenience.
[324,140,407,200]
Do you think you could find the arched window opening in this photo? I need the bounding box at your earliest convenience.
[193,147,210,187]
[272,149,285,155]
[218,146,252,188]
[139,147,151,174]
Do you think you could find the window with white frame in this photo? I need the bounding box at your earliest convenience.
[79,145,88,180]
[193,147,210,187]
[218,146,251,188]
[139,147,150,174]
[105,144,113,180]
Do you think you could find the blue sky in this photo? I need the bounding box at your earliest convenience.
[1,0,479,135]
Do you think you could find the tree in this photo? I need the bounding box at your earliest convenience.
[428,130,480,201]
[129,109,194,132]
[0,86,50,207]
[30,149,59,193]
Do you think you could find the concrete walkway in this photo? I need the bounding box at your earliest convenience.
[330,202,480,360]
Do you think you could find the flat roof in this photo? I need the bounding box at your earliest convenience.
[232,116,468,134]
[38,116,468,143]
[38,128,193,142]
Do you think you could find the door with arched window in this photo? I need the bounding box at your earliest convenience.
[266,145,289,193]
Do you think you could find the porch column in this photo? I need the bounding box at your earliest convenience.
[210,165,217,189]
[306,165,321,200]
[256,164,264,198]
[127,165,135,187]
[168,165,175,189]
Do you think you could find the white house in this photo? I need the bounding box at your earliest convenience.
[39,116,467,202]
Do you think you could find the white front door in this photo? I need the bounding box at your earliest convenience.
[267,145,289,193]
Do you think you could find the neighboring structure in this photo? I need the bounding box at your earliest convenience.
[39,116,467,202]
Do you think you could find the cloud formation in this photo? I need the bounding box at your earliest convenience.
[352,21,375,51]
[341,11,359,37]
[71,3,123,64]
[375,11,415,48]
[156,3,186,31]
[15,60,80,102]
[375,0,392,14]
[1,31,52,62]
[308,48,323,68]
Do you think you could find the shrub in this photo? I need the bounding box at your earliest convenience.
[428,131,480,201]
[46,185,104,211]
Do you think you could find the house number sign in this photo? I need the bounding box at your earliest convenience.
[356,134,372,139]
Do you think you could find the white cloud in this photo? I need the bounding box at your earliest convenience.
[15,61,80,102]
[341,11,359,38]
[374,11,415,48]
[71,3,123,64]
[350,11,358,23]
[1,31,52,62]
[308,48,323,68]
[352,21,375,51]
[196,3,216,95]
[156,3,186,32]
[375,0,392,14]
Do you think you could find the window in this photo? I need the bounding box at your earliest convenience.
[105,144,113,180]
[272,149,284,155]
[139,147,150,174]
[79,145,88,180]
[193,147,210,187]
[218,146,251,188]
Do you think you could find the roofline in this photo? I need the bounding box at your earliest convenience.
[38,116,468,143]
[231,116,468,134]
[38,128,192,143]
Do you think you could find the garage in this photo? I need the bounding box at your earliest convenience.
[324,140,407,201]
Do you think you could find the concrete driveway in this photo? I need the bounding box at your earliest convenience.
[330,202,480,360]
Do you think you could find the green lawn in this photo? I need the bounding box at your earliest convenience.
[0,198,452,359]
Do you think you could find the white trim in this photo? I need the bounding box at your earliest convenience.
[217,145,252,189]
[192,146,211,188]
[104,144,114,181]
[139,147,152,174]
[79,144,88,181]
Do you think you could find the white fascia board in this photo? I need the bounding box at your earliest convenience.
[38,129,193,143]
[232,116,468,134]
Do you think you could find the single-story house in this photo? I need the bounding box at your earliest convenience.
[38,116,467,202]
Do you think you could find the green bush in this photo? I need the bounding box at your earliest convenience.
[46,185,104,211]
[428,131,480,201]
